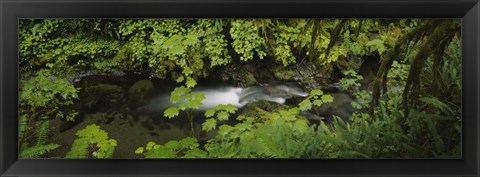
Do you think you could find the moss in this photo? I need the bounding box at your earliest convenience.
[243,72,258,86]
[240,100,291,119]
[273,66,296,81]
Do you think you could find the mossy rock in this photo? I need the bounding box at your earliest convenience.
[127,79,154,100]
[83,83,126,104]
[243,72,258,87]
[273,67,296,81]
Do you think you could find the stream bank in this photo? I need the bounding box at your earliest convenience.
[47,55,379,158]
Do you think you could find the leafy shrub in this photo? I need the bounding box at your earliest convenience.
[66,124,117,158]
[135,137,207,158]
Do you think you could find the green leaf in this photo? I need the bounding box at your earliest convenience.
[288,108,299,115]
[313,100,323,106]
[178,103,187,110]
[183,149,207,158]
[182,67,193,75]
[192,92,206,101]
[217,111,230,121]
[310,89,323,96]
[164,107,179,119]
[66,124,116,158]
[170,86,190,103]
[163,34,183,48]
[186,77,197,88]
[146,141,157,150]
[20,143,60,158]
[222,104,238,114]
[135,147,144,154]
[321,94,334,103]
[204,109,216,117]
[168,45,186,56]
[183,34,200,46]
[187,99,202,109]
[202,118,217,131]
[419,97,453,114]
[298,99,312,111]
[176,76,184,83]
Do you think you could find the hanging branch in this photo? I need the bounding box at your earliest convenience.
[368,20,440,115]
[324,19,347,57]
[400,21,459,126]
[308,20,320,61]
[431,29,458,98]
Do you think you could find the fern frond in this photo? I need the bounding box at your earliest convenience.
[65,138,89,158]
[419,97,453,114]
[19,143,60,158]
[19,115,28,141]
[35,121,49,145]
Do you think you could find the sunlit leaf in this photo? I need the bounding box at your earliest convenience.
[202,118,217,131]
[217,111,230,121]
[164,107,179,119]
[298,99,312,111]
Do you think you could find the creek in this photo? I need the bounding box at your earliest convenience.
[47,71,362,158]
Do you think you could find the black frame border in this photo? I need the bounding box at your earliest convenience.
[1,0,479,176]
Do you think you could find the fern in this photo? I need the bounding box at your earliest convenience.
[35,121,49,145]
[419,96,453,115]
[19,118,60,158]
[66,138,90,158]
[18,115,28,142]
[20,143,60,158]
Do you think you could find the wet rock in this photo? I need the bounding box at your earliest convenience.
[149,132,160,137]
[105,116,115,124]
[141,120,155,131]
[220,64,259,87]
[82,83,126,110]
[127,79,154,101]
[59,116,84,132]
[273,66,296,81]
[316,92,357,123]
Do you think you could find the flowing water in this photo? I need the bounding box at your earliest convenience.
[48,75,322,158]
[154,83,309,111]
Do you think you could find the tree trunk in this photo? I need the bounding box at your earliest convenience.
[401,21,458,127]
[368,20,440,116]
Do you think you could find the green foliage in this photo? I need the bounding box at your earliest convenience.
[387,61,409,86]
[164,107,179,119]
[201,20,231,67]
[35,121,50,145]
[164,86,206,119]
[20,69,79,121]
[269,20,310,66]
[164,85,206,137]
[19,19,461,159]
[298,89,333,111]
[135,137,207,158]
[66,124,117,158]
[20,144,61,158]
[19,120,60,158]
[205,107,315,158]
[202,104,238,131]
[419,97,453,115]
[230,20,267,61]
[339,70,363,90]
[18,115,28,142]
